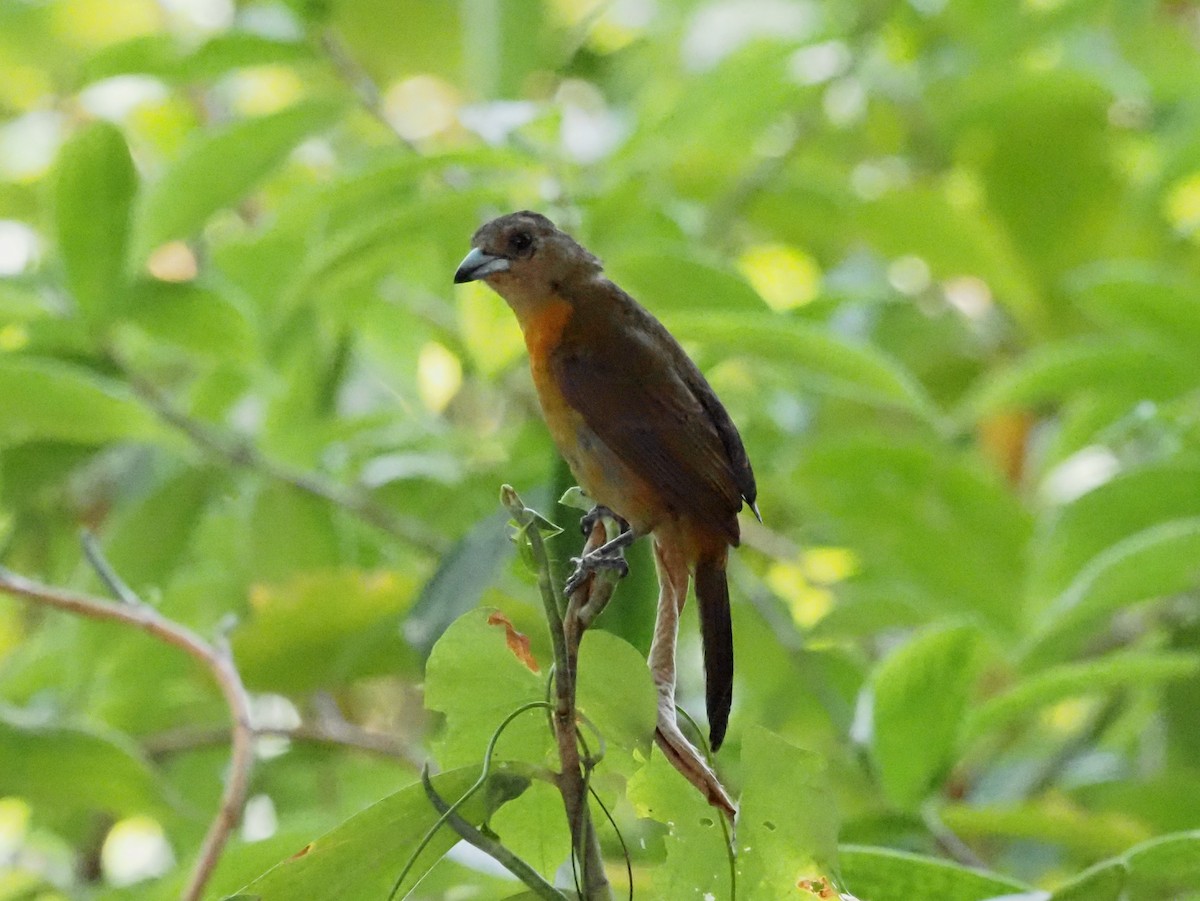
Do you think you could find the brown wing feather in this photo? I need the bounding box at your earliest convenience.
[552,282,754,541]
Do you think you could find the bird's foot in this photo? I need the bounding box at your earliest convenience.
[655,710,736,820]
[579,505,629,537]
[563,548,629,597]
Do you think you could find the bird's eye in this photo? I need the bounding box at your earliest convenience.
[509,231,533,254]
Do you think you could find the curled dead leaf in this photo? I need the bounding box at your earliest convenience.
[487,611,540,673]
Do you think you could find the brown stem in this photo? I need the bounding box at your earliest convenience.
[0,567,253,901]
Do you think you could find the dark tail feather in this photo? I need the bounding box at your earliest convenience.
[695,552,733,751]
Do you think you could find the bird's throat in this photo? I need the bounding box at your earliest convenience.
[518,295,574,367]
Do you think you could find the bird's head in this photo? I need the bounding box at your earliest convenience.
[454,211,601,308]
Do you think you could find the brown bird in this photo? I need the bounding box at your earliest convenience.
[455,211,757,810]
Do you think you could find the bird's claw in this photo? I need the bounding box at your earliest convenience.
[564,549,629,596]
[579,505,629,537]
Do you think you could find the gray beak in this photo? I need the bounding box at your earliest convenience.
[454,247,511,283]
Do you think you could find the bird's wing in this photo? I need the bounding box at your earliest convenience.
[552,292,753,538]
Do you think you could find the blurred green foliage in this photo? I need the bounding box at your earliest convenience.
[2,0,1200,898]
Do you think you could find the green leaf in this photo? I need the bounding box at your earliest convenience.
[857,185,1045,336]
[737,726,841,898]
[939,801,1149,859]
[1069,262,1200,352]
[79,32,311,86]
[227,763,535,901]
[797,438,1030,632]
[134,100,346,258]
[232,568,418,693]
[575,630,657,777]
[178,33,314,81]
[1026,519,1200,667]
[972,74,1118,285]
[77,34,179,84]
[424,608,550,769]
[247,484,341,583]
[55,122,136,322]
[838,845,1030,901]
[292,190,506,306]
[961,337,1200,420]
[869,624,982,810]
[99,466,217,593]
[605,249,765,313]
[486,779,571,882]
[967,651,1200,740]
[668,311,937,417]
[1124,830,1200,901]
[1029,461,1200,602]
[123,280,255,360]
[1049,859,1127,901]
[626,747,730,899]
[0,356,163,447]
[0,709,171,819]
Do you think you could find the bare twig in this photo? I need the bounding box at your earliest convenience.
[421,766,565,900]
[501,486,614,901]
[81,530,140,606]
[115,366,445,555]
[0,566,253,901]
[921,802,988,871]
[317,29,418,148]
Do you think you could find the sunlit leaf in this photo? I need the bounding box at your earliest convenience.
[939,801,1149,860]
[627,747,730,899]
[737,726,841,897]
[54,121,136,322]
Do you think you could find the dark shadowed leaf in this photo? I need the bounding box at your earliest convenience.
[403,509,513,657]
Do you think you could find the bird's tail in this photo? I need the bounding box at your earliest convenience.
[695,550,733,751]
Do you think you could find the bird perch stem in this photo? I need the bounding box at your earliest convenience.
[501,486,615,901]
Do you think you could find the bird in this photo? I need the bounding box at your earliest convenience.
[455,211,757,810]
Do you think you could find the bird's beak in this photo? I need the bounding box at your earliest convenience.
[454,247,511,284]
